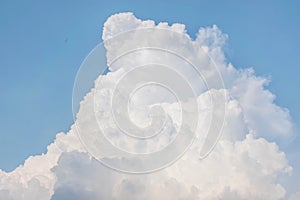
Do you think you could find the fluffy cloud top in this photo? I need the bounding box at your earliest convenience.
[0,12,296,200]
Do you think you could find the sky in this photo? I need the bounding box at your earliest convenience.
[0,1,300,199]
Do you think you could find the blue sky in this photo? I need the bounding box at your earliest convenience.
[0,0,299,174]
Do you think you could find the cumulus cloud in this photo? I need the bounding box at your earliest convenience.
[0,12,296,200]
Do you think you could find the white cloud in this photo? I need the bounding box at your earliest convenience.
[289,190,300,200]
[0,12,296,200]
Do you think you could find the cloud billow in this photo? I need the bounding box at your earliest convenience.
[0,13,296,200]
